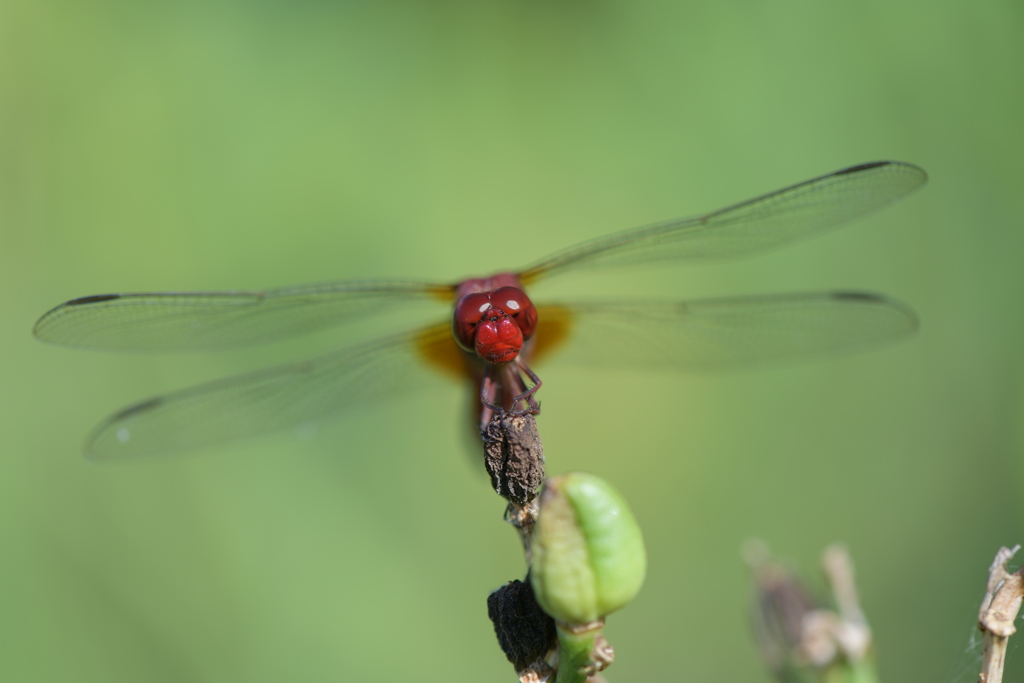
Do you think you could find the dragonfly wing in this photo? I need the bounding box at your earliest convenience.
[84,322,464,459]
[34,280,455,351]
[531,293,917,371]
[519,161,927,284]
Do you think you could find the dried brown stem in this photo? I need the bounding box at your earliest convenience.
[977,545,1024,683]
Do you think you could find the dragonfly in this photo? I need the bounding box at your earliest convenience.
[34,160,927,460]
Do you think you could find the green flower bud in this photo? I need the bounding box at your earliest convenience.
[530,473,646,625]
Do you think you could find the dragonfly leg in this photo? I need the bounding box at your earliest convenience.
[479,361,542,427]
[480,366,504,416]
[509,361,542,417]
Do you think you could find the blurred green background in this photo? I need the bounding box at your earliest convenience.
[2,1,1022,681]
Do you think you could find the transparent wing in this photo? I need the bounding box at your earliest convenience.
[84,322,465,459]
[531,292,917,371]
[519,161,927,284]
[34,280,455,351]
[81,293,916,459]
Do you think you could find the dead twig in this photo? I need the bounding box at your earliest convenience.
[977,545,1024,683]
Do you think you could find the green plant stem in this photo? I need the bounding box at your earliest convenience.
[554,624,598,683]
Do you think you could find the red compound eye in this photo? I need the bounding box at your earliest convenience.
[490,287,537,341]
[452,292,493,352]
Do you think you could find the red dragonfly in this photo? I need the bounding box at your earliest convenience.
[35,161,927,459]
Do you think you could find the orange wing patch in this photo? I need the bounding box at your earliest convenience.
[427,284,459,302]
[415,304,574,380]
[531,305,575,366]
[414,322,471,382]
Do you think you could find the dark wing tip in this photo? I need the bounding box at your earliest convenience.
[115,396,166,418]
[83,396,167,460]
[829,291,883,302]
[67,294,122,306]
[835,161,891,175]
[34,294,124,341]
[829,290,920,333]
[834,160,929,184]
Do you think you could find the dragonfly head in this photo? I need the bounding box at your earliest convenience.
[452,286,538,365]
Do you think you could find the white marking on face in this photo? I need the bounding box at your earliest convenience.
[504,299,520,311]
[477,302,492,314]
